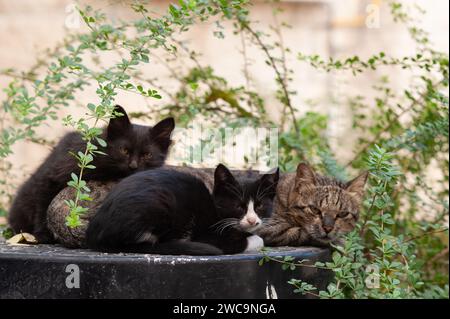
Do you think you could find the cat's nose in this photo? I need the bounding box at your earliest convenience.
[323,225,333,233]
[247,216,257,225]
[129,160,138,170]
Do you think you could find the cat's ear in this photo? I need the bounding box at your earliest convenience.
[107,105,131,140]
[259,168,279,195]
[345,171,369,201]
[295,163,316,188]
[150,117,175,151]
[214,164,239,192]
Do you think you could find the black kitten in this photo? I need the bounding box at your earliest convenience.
[8,105,175,243]
[85,164,279,255]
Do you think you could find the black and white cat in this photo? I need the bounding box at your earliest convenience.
[86,164,279,255]
[8,105,175,243]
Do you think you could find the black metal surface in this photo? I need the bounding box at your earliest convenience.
[0,241,332,299]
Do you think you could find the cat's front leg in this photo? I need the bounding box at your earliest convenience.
[33,224,56,244]
[35,198,57,244]
[243,234,264,253]
[257,218,305,247]
[217,229,264,254]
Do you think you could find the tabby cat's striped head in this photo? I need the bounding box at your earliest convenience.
[286,163,368,245]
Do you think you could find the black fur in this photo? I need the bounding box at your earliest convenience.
[8,105,175,243]
[86,165,279,255]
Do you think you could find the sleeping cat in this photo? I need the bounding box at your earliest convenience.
[8,105,175,243]
[46,166,261,248]
[85,164,279,255]
[257,163,368,247]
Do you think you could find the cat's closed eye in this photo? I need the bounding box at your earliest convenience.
[309,205,321,214]
[142,153,152,160]
[337,211,351,218]
[119,147,129,156]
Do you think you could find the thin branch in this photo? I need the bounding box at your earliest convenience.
[405,228,448,243]
[240,32,252,92]
[271,7,290,128]
[345,78,446,167]
[262,253,330,270]
[426,247,449,266]
[241,23,299,133]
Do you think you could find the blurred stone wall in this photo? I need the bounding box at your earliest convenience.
[0,0,448,183]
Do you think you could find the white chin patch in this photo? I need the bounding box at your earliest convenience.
[244,235,264,253]
[136,231,158,244]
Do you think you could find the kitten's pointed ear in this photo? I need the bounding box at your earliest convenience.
[107,105,131,140]
[345,171,369,200]
[214,164,239,191]
[259,168,279,197]
[150,117,175,151]
[295,163,316,187]
[345,171,369,201]
[260,168,279,187]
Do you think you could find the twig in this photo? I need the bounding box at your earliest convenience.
[426,247,449,265]
[240,32,252,92]
[404,228,448,243]
[345,78,446,167]
[271,7,291,128]
[262,253,330,270]
[241,23,299,133]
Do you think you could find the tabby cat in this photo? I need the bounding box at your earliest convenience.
[257,163,368,247]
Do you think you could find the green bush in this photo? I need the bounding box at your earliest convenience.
[0,0,447,298]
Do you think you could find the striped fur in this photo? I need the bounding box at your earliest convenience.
[258,163,368,247]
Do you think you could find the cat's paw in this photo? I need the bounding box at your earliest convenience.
[331,237,345,247]
[244,235,264,253]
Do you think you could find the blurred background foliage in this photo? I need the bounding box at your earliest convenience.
[0,0,448,298]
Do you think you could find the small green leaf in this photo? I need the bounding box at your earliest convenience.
[96,137,107,147]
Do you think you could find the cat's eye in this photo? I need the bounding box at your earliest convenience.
[309,206,321,214]
[143,153,152,160]
[338,211,351,218]
[120,147,129,156]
